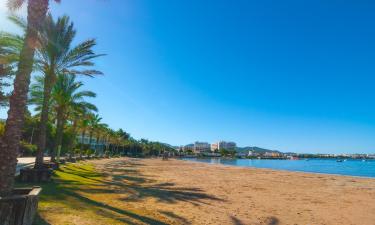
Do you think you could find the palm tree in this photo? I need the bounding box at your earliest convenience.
[66,99,97,159]
[0,0,53,197]
[0,25,24,107]
[30,74,97,161]
[93,119,108,155]
[78,112,93,158]
[87,114,102,153]
[52,74,96,161]
[34,14,103,168]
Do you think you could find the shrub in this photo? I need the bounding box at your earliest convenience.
[20,141,37,156]
[0,121,5,136]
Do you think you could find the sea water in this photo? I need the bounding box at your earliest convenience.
[182,158,375,178]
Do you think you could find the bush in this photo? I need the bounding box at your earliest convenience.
[0,121,5,136]
[85,149,94,156]
[20,141,37,156]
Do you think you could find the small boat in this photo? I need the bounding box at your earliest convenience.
[337,159,343,162]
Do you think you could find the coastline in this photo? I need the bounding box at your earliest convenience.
[181,158,375,179]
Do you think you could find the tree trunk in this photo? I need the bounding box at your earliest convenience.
[88,129,93,152]
[35,70,55,168]
[52,108,64,162]
[0,0,49,197]
[68,118,78,158]
[95,133,100,155]
[80,129,86,158]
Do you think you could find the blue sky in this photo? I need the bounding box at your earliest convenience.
[1,0,375,153]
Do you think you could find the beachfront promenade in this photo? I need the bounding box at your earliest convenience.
[16,157,51,175]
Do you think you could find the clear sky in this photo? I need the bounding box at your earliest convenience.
[1,0,375,154]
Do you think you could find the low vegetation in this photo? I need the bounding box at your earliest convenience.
[16,161,172,225]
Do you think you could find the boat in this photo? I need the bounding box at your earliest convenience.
[337,159,343,162]
[287,156,299,160]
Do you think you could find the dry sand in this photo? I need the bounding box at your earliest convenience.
[94,158,375,225]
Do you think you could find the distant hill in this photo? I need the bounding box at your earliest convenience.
[236,146,283,154]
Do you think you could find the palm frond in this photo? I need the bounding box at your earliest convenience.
[7,15,27,31]
[7,0,25,11]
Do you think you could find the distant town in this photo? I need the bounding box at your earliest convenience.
[176,141,375,160]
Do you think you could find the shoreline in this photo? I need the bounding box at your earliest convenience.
[180,158,375,179]
[99,158,375,225]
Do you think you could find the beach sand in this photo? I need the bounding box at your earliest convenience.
[93,158,375,225]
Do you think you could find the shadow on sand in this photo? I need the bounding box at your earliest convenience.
[230,215,279,225]
[25,158,224,225]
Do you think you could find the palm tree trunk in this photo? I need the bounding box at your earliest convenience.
[88,129,93,153]
[35,70,55,167]
[95,133,100,155]
[0,0,49,197]
[80,128,86,158]
[68,118,78,158]
[52,107,64,162]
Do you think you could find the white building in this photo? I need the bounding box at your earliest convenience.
[194,141,211,154]
[76,135,107,152]
[211,141,237,151]
[211,143,219,151]
[183,144,194,152]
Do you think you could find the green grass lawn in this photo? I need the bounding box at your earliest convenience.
[16,162,170,225]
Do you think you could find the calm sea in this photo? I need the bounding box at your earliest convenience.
[182,158,375,178]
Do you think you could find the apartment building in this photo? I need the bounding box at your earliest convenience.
[194,141,211,154]
[211,141,237,151]
[183,144,194,152]
[76,135,106,152]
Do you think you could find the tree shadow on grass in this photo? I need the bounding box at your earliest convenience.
[64,189,169,225]
[18,164,170,225]
[32,213,51,225]
[22,158,225,224]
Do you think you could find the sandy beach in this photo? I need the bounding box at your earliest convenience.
[88,157,375,225]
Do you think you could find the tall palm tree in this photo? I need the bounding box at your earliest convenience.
[87,113,102,153]
[53,74,96,161]
[66,99,97,159]
[0,25,24,107]
[0,0,53,197]
[78,112,93,158]
[95,123,108,155]
[30,74,97,161]
[34,14,103,168]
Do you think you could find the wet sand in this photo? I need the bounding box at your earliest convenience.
[95,158,375,225]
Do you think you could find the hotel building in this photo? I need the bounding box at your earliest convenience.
[193,142,211,154]
[211,141,237,151]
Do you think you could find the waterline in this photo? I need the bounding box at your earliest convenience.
[182,158,375,178]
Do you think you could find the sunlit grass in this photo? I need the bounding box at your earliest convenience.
[16,162,170,225]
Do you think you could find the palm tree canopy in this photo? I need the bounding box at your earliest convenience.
[2,14,104,78]
[7,0,61,11]
[30,74,97,115]
[0,17,25,77]
[0,17,25,106]
[36,14,104,78]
